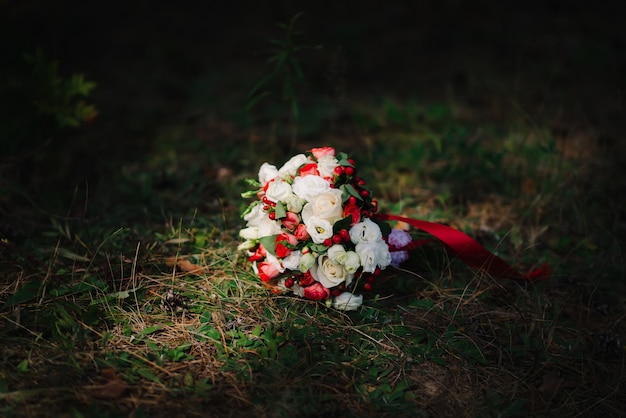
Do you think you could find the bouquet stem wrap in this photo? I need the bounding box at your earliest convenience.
[376,213,549,281]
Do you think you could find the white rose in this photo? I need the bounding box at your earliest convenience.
[282,250,302,271]
[301,189,344,224]
[310,254,354,288]
[243,203,266,227]
[298,252,316,272]
[327,244,347,265]
[258,162,278,186]
[239,227,258,240]
[316,155,339,178]
[350,218,383,244]
[265,180,293,203]
[304,216,334,244]
[258,217,282,237]
[332,292,363,311]
[343,251,360,273]
[355,242,391,273]
[278,154,307,178]
[292,175,330,202]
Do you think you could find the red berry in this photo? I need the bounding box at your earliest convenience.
[339,229,350,242]
[263,205,270,211]
[332,234,342,244]
[366,275,375,284]
[360,189,369,198]
[331,289,343,297]
[363,283,373,291]
[348,158,355,166]
[333,166,344,176]
[268,212,275,220]
[358,179,366,186]
[374,267,381,276]
[323,238,333,247]
[284,277,295,288]
[344,166,355,176]
[348,196,357,205]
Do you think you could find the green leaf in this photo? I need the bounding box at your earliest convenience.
[4,280,42,307]
[333,216,353,234]
[340,183,363,201]
[259,235,278,256]
[274,201,287,219]
[17,359,29,372]
[136,368,161,384]
[56,247,90,262]
[137,325,162,337]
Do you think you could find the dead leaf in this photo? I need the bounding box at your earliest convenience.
[165,257,207,274]
[85,368,129,399]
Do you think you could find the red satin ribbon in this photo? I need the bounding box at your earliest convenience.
[376,213,549,282]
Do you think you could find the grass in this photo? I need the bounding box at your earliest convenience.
[1,5,625,416]
[1,95,624,417]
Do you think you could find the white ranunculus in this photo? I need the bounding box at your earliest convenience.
[298,252,316,272]
[332,292,363,311]
[355,242,391,273]
[343,251,360,273]
[265,179,293,203]
[327,244,347,265]
[239,226,258,240]
[243,203,266,227]
[292,175,331,202]
[278,154,307,178]
[349,218,383,245]
[300,189,344,224]
[304,216,334,244]
[282,250,302,271]
[310,254,354,288]
[284,194,306,213]
[258,217,282,237]
[316,155,339,178]
[258,162,278,186]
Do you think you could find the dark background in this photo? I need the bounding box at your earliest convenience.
[2,0,625,199]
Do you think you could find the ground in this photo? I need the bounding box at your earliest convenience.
[1,1,625,417]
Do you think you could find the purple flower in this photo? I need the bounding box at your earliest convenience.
[387,229,412,267]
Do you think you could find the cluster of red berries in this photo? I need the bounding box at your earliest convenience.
[322,228,351,247]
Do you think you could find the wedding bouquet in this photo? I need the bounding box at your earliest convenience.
[239,146,410,310]
[239,147,549,311]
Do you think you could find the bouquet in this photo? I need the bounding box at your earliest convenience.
[240,147,549,311]
[239,146,412,310]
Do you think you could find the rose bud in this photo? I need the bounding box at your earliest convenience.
[303,282,331,301]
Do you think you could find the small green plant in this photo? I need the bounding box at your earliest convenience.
[24,49,98,128]
[246,12,318,143]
